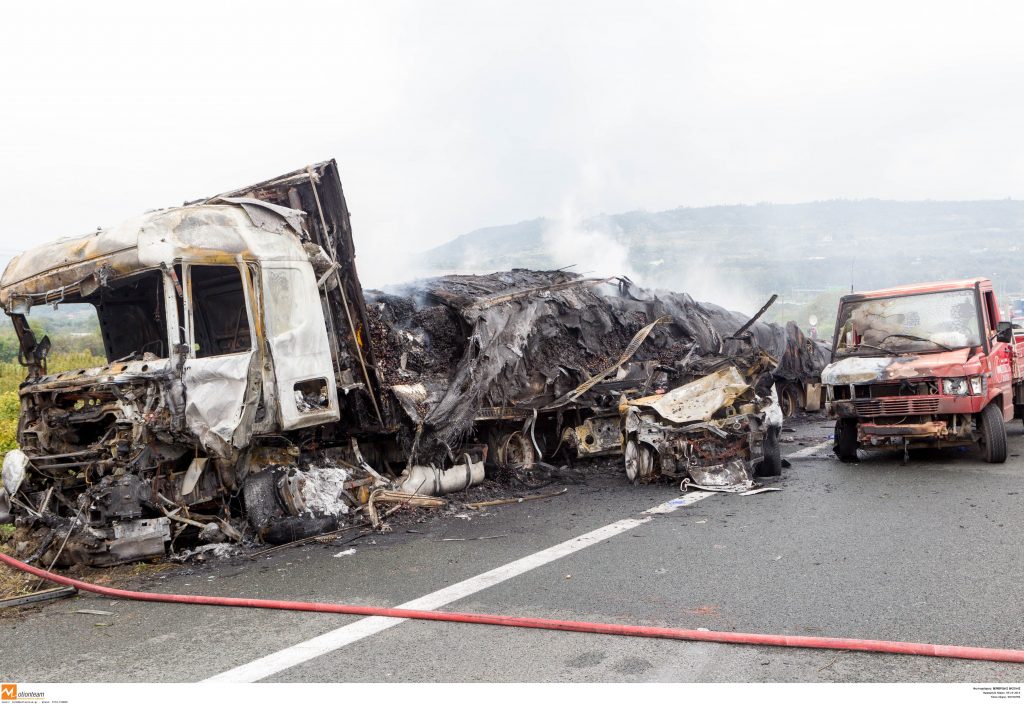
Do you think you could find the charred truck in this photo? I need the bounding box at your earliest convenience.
[0,160,829,565]
[822,278,1024,464]
[0,162,387,563]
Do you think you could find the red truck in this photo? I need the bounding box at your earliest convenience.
[822,278,1024,463]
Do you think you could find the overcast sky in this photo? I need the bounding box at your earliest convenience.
[3,1,1023,286]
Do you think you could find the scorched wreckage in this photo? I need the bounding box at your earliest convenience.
[0,161,827,566]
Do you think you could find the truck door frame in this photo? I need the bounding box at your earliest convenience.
[178,259,263,456]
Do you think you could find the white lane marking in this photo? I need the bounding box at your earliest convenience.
[787,439,833,459]
[643,490,715,514]
[205,491,716,682]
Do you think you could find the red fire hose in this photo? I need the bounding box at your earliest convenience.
[3,551,1023,664]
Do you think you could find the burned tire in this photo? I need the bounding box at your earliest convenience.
[756,425,783,477]
[779,385,799,419]
[493,430,537,468]
[624,438,655,483]
[978,403,1008,464]
[834,418,859,463]
[242,468,285,529]
[242,468,341,544]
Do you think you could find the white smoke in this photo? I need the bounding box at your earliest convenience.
[646,256,767,318]
[541,202,639,281]
[541,202,767,318]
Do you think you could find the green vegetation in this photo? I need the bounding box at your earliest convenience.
[765,289,844,342]
[0,351,107,454]
[0,304,104,365]
[0,305,107,454]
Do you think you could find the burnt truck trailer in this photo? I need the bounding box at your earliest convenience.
[364,273,829,470]
[0,161,827,565]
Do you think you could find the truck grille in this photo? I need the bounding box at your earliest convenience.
[851,396,941,416]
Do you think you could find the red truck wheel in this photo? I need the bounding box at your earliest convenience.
[978,403,1008,464]
[833,419,858,463]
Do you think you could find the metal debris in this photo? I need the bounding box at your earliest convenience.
[0,586,77,608]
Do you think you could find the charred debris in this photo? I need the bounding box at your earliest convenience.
[0,161,828,567]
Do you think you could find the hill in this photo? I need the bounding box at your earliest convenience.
[420,199,1024,316]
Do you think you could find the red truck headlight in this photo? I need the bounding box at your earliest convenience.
[941,377,969,396]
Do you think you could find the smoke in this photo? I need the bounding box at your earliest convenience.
[356,236,434,289]
[645,256,767,318]
[541,202,766,318]
[541,202,639,281]
[363,179,769,320]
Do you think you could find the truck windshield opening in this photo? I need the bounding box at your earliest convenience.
[19,269,169,365]
[834,289,981,357]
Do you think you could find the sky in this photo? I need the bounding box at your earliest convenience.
[2,1,1024,286]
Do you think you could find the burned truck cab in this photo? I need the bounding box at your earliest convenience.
[0,199,339,563]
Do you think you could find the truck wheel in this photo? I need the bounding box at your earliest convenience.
[242,467,286,529]
[756,425,783,477]
[624,438,655,483]
[779,385,799,418]
[833,418,859,463]
[494,431,536,468]
[978,403,1008,464]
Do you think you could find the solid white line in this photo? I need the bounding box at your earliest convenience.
[786,439,833,459]
[205,491,716,682]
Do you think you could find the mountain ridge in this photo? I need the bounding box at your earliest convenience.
[420,198,1024,302]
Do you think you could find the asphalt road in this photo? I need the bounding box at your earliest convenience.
[2,417,1023,683]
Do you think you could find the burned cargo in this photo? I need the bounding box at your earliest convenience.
[367,273,827,486]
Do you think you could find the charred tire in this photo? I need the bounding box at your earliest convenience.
[493,431,537,469]
[756,425,783,477]
[978,403,1008,464]
[779,385,799,419]
[260,515,340,545]
[624,438,655,484]
[242,468,286,529]
[834,418,859,463]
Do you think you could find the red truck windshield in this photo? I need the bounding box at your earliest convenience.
[834,288,982,357]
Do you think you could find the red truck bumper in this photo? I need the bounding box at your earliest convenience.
[858,420,948,439]
[855,418,977,448]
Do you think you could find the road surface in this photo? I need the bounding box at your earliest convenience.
[2,417,1022,682]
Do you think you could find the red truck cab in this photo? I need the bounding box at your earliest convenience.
[822,278,1021,463]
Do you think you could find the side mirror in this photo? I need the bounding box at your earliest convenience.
[996,321,1013,344]
[35,334,51,361]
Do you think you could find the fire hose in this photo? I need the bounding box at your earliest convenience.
[2,551,1023,664]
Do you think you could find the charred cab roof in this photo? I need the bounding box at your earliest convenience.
[840,277,990,304]
[0,199,308,312]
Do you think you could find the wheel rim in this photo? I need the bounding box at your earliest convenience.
[625,440,639,481]
[624,439,654,482]
[499,431,536,467]
[781,388,797,418]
